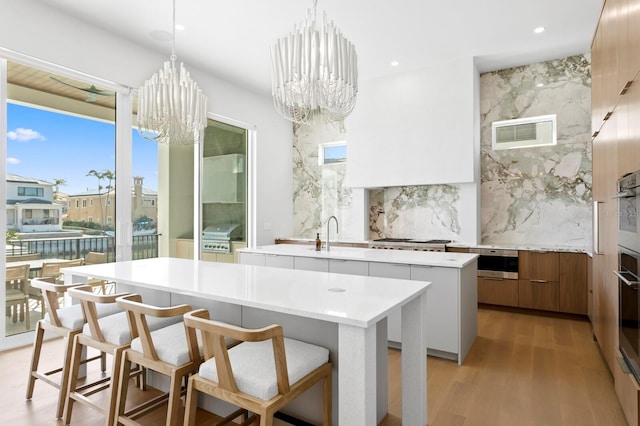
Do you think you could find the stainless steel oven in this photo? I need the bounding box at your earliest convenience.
[617,170,640,383]
[617,246,640,383]
[617,170,640,253]
[469,248,519,279]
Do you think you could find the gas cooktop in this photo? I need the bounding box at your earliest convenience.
[373,238,452,244]
[369,238,453,252]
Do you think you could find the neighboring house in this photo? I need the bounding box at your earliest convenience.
[6,173,63,233]
[66,177,158,227]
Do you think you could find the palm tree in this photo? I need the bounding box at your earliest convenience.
[103,169,115,218]
[52,178,67,201]
[87,169,105,226]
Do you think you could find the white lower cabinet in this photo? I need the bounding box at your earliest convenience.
[238,252,265,266]
[239,249,476,364]
[411,265,459,355]
[294,257,329,272]
[368,263,411,343]
[329,259,369,275]
[265,254,294,269]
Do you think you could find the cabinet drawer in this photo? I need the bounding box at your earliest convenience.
[519,251,559,281]
[478,277,518,307]
[265,254,294,269]
[329,259,368,276]
[294,257,329,272]
[518,279,559,311]
[238,252,265,266]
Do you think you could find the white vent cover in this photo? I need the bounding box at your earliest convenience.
[491,114,557,150]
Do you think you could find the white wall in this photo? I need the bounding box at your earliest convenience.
[0,0,293,246]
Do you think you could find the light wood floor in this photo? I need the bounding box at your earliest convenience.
[0,306,629,425]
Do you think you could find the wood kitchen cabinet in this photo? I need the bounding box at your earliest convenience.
[517,251,588,314]
[518,280,559,311]
[592,0,640,424]
[478,277,519,307]
[519,250,559,281]
[518,250,559,311]
[559,252,588,315]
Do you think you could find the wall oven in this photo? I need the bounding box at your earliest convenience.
[617,246,640,383]
[617,170,640,253]
[469,248,519,279]
[617,169,640,383]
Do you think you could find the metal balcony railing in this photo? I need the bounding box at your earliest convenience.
[6,234,160,261]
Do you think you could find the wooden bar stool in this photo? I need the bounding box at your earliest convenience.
[113,294,204,426]
[25,277,120,419]
[183,309,332,426]
[5,263,30,330]
[63,286,182,426]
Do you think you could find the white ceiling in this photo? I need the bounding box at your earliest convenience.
[34,0,603,96]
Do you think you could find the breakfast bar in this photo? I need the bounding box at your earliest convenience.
[62,257,431,425]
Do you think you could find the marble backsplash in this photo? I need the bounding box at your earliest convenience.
[480,54,592,249]
[368,185,461,240]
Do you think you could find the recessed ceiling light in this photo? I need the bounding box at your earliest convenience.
[175,24,185,31]
[534,26,545,34]
[536,83,544,87]
[391,61,399,67]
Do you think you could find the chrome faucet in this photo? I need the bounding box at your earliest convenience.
[326,216,339,251]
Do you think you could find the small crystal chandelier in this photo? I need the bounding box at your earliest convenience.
[270,0,358,125]
[137,0,207,145]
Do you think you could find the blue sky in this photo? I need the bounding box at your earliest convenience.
[6,102,158,194]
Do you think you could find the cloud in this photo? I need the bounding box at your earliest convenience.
[7,128,45,142]
[7,157,20,165]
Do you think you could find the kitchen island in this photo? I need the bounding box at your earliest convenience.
[239,244,478,365]
[62,257,430,425]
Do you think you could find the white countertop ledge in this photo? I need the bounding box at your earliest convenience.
[239,244,478,268]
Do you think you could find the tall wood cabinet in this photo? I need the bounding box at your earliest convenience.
[592,0,640,424]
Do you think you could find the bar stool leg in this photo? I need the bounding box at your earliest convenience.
[115,353,132,424]
[56,333,75,418]
[26,321,45,399]
[63,335,83,425]
[166,373,183,426]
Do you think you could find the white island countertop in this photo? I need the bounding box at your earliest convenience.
[239,244,478,268]
[62,257,430,328]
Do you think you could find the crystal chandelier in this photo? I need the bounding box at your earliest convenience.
[270,0,358,124]
[137,0,207,145]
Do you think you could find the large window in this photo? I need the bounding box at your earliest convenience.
[4,59,117,341]
[17,187,43,197]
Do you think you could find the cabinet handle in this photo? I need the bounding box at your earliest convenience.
[603,111,613,121]
[620,80,633,96]
[593,201,603,255]
[484,277,504,281]
[530,250,547,254]
[331,259,347,262]
[531,279,548,283]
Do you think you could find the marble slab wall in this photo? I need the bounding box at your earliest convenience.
[480,54,592,249]
[292,121,357,240]
[291,54,592,248]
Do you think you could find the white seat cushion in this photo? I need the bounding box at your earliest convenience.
[44,303,121,330]
[130,322,203,366]
[82,312,182,346]
[198,337,329,401]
